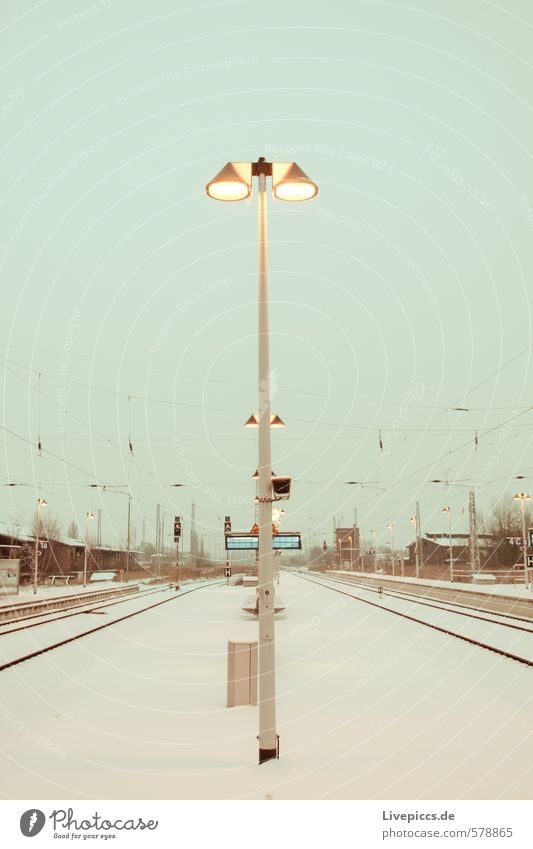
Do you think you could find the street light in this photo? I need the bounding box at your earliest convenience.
[386,522,394,575]
[83,512,95,587]
[206,155,318,764]
[442,506,453,582]
[88,485,132,582]
[34,497,47,594]
[370,528,376,572]
[410,515,420,578]
[513,492,531,590]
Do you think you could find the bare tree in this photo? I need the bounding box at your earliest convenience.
[66,520,80,540]
[483,497,531,569]
[485,497,529,538]
[30,511,62,541]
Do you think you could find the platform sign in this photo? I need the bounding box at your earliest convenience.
[225,533,301,551]
[0,559,20,595]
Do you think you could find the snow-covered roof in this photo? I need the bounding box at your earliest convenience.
[429,536,472,547]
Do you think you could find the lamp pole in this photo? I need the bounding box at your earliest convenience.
[387,523,394,575]
[34,497,47,594]
[206,155,317,764]
[88,485,132,582]
[442,506,453,582]
[410,515,420,578]
[513,493,531,590]
[256,166,278,764]
[126,495,131,582]
[83,511,95,587]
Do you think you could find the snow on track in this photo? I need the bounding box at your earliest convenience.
[0,574,531,800]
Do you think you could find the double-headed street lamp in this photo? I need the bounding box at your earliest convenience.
[34,497,47,594]
[206,156,318,764]
[83,512,95,587]
[513,492,531,590]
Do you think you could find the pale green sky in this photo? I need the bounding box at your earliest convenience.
[1,0,533,551]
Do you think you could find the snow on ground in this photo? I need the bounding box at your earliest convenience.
[0,573,532,800]
[332,569,532,599]
[0,587,176,661]
[306,574,533,661]
[2,580,125,601]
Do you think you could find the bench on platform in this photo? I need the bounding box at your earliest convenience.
[48,575,73,586]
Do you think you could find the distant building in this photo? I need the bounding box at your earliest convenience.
[0,521,138,583]
[407,533,498,576]
[334,527,360,568]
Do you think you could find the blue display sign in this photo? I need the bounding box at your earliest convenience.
[225,533,301,551]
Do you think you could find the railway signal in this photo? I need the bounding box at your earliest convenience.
[224,516,232,534]
[272,476,291,500]
[173,516,181,542]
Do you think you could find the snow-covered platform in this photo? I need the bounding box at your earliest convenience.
[330,569,532,599]
[0,574,531,800]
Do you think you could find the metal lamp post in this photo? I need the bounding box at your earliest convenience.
[513,492,531,590]
[386,522,394,575]
[442,506,453,582]
[83,511,95,587]
[410,515,420,578]
[206,156,318,764]
[370,528,376,572]
[34,497,47,594]
[88,485,133,582]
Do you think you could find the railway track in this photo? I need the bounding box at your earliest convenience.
[0,580,225,673]
[298,572,533,669]
[310,572,533,632]
[0,584,168,635]
[0,583,140,625]
[327,571,533,621]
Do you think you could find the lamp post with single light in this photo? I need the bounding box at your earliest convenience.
[206,157,318,764]
[513,492,531,590]
[34,497,47,595]
[83,511,95,587]
[386,522,394,575]
[370,528,376,571]
[410,515,420,578]
[442,506,453,582]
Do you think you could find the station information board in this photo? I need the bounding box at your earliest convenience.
[225,533,301,551]
[0,559,20,595]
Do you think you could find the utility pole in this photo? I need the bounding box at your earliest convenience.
[97,509,102,546]
[126,496,131,583]
[155,503,160,578]
[468,490,480,578]
[190,500,197,561]
[352,508,357,571]
[387,522,394,575]
[410,504,421,578]
[416,501,422,577]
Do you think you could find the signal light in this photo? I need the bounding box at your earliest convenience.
[174,516,182,541]
[224,515,232,534]
[272,476,291,501]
